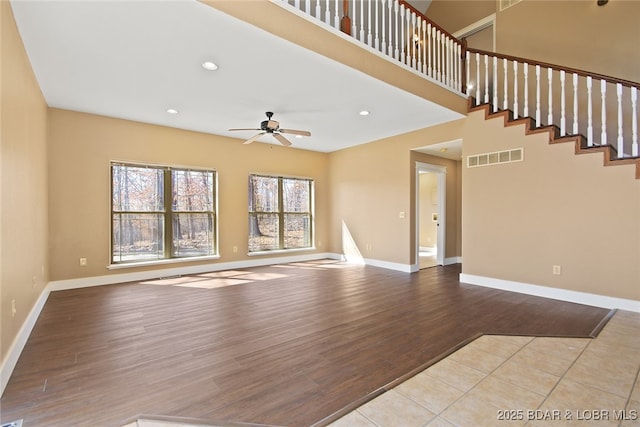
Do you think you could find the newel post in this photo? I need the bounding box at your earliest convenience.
[340,0,351,35]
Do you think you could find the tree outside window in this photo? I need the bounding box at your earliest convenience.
[248,174,312,252]
[111,163,216,263]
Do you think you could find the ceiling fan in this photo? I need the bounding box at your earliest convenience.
[229,111,311,146]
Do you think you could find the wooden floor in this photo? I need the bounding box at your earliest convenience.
[1,261,612,427]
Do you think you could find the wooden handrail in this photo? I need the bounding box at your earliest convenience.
[467,48,639,88]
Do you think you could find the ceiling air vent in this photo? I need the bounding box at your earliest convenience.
[467,148,523,168]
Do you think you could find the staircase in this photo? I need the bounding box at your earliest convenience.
[275,0,639,178]
[468,97,640,179]
[466,49,640,179]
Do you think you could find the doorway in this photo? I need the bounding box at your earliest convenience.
[416,162,446,269]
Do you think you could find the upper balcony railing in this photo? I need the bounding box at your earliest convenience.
[276,0,465,94]
[276,0,639,159]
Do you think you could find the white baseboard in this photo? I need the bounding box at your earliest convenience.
[460,273,640,312]
[1,287,50,396]
[364,257,414,273]
[445,256,462,265]
[49,252,340,291]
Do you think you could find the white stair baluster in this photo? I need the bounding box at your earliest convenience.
[632,87,638,156]
[334,0,340,29]
[351,0,357,39]
[492,56,498,111]
[513,61,519,119]
[389,0,394,57]
[601,79,607,146]
[484,54,489,104]
[572,73,578,135]
[315,0,321,19]
[440,32,446,82]
[456,43,462,91]
[547,67,553,126]
[426,23,432,77]
[324,0,330,24]
[411,13,416,69]
[448,38,453,87]
[406,11,412,67]
[305,0,310,14]
[359,0,364,42]
[422,19,427,74]
[434,30,442,81]
[400,6,405,64]
[374,0,379,49]
[445,38,450,85]
[523,63,529,118]
[587,76,594,146]
[502,58,508,110]
[295,0,300,9]
[560,70,566,136]
[415,17,421,72]
[535,65,541,127]
[394,1,399,60]
[475,53,480,103]
[616,83,623,156]
[381,0,386,54]
[466,50,471,96]
[367,0,372,46]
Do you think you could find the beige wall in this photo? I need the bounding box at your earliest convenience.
[462,110,640,300]
[328,119,465,267]
[47,109,329,281]
[428,0,639,84]
[497,0,639,83]
[1,1,49,364]
[426,0,496,34]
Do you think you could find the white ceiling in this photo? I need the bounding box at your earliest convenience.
[10,0,460,153]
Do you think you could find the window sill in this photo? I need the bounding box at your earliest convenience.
[107,255,221,270]
[248,247,316,257]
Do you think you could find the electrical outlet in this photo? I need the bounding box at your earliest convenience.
[232,246,238,253]
[399,211,405,219]
[79,258,87,266]
[552,265,562,275]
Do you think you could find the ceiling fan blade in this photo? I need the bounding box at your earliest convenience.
[279,128,311,137]
[273,133,292,146]
[243,132,266,144]
[229,128,261,132]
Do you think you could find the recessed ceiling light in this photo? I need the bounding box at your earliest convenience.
[166,108,179,115]
[359,110,370,116]
[202,61,219,71]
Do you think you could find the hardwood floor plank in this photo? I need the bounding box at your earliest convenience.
[0,262,611,427]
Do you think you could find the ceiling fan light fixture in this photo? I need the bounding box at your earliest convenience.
[166,108,179,114]
[201,61,219,71]
[359,110,370,116]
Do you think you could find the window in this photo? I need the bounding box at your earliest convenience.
[248,174,313,252]
[111,163,216,263]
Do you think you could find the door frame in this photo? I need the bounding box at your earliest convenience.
[415,162,446,268]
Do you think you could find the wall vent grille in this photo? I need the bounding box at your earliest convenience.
[467,148,523,168]
[499,0,523,11]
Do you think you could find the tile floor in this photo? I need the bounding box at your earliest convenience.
[123,310,640,427]
[329,310,640,427]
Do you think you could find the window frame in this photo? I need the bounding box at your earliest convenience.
[248,173,314,254]
[110,162,218,265]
